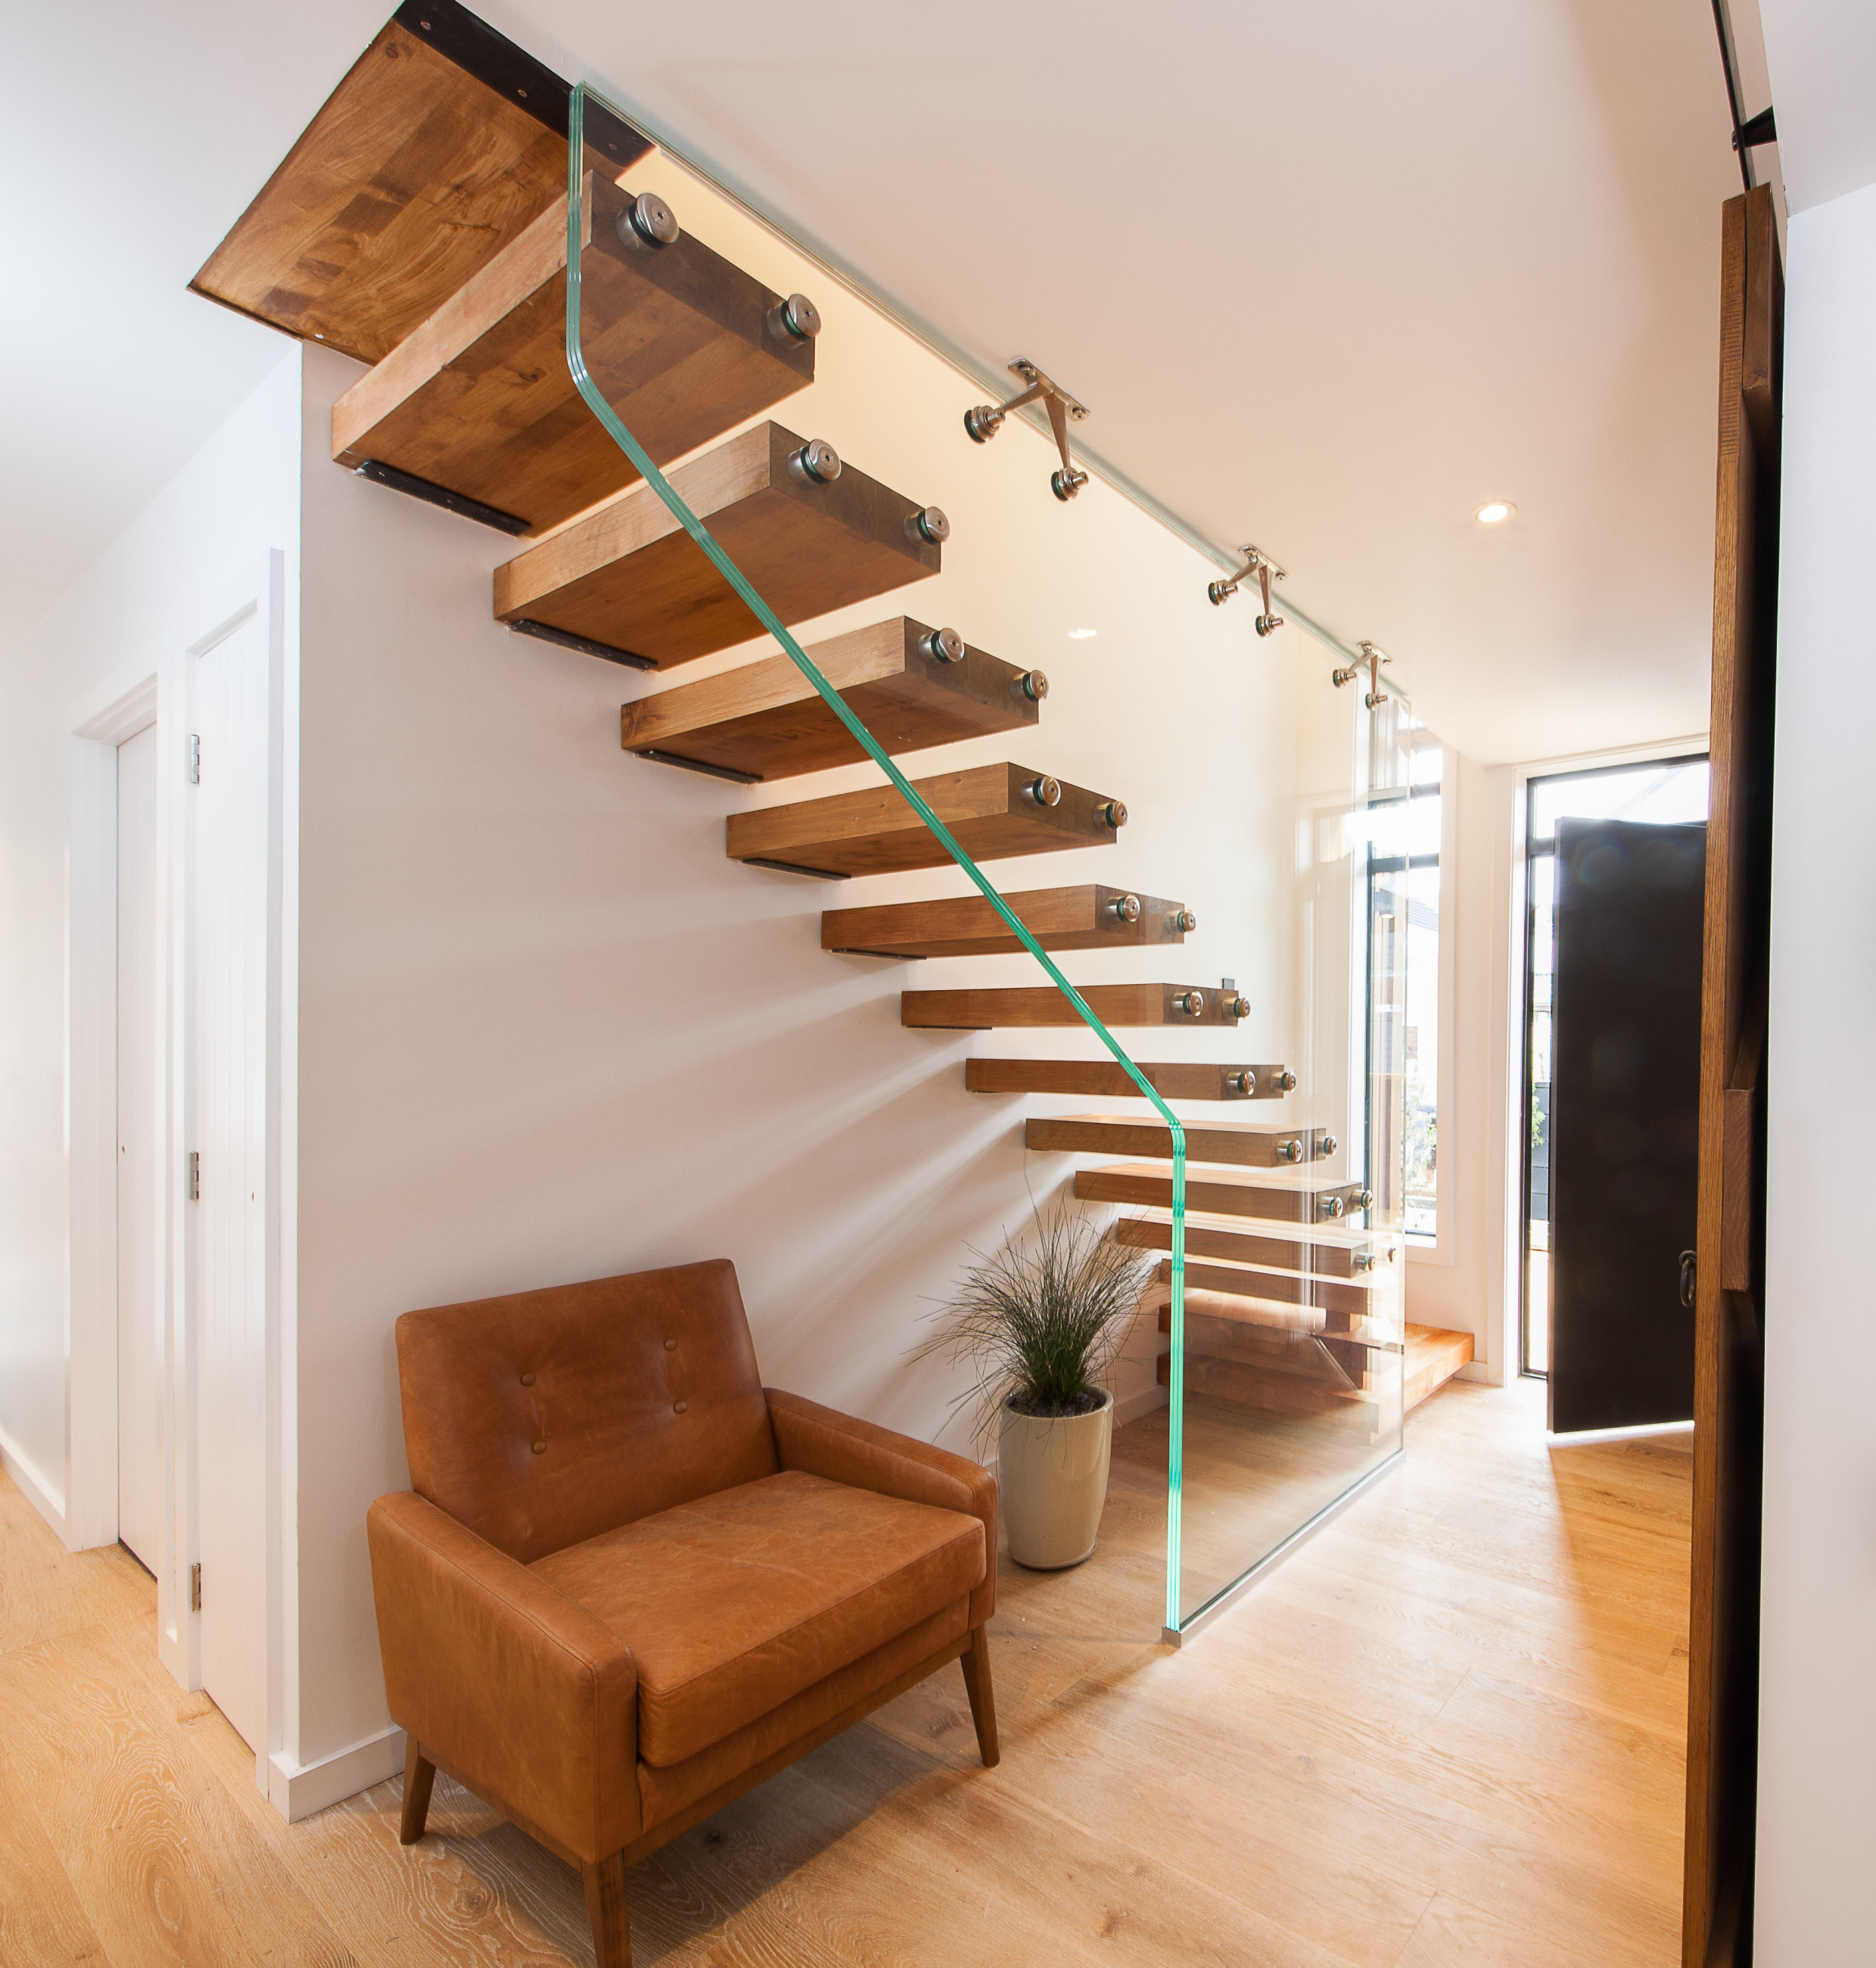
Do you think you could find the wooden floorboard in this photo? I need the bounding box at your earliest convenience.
[0,1375,1687,1964]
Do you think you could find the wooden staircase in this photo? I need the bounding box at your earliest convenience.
[193,2,1470,1539]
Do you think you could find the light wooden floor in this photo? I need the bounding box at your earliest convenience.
[0,1375,1691,1966]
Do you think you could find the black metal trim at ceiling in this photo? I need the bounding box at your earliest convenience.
[1708,0,1775,194]
[393,0,653,174]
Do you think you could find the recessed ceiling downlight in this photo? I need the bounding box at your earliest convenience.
[1475,500,1515,525]
[1067,627,1098,639]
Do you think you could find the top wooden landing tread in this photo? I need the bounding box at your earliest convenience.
[192,19,627,365]
[332,171,815,537]
[495,422,941,669]
[624,618,1037,783]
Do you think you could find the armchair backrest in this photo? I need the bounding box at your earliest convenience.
[394,1258,779,1563]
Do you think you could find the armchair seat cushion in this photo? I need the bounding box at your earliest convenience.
[529,1468,985,1767]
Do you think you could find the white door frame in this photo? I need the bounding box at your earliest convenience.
[64,551,293,1753]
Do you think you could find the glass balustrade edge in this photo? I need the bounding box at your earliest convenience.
[565,83,1192,1630]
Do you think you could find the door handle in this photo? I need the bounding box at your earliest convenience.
[1679,1250,1697,1309]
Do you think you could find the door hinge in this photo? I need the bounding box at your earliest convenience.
[188,1151,200,1201]
[187,733,200,784]
[189,1562,202,1611]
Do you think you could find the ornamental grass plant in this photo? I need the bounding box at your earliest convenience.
[918,1208,1153,1445]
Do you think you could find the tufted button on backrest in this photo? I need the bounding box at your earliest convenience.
[394,1259,778,1563]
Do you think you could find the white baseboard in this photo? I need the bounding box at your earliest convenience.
[269,1724,406,1823]
[0,1424,69,1545]
[1114,1381,1170,1428]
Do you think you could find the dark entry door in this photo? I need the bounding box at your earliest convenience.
[1548,816,1705,1433]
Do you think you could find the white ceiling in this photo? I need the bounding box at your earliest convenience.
[1758,0,1876,212]
[3,0,1755,762]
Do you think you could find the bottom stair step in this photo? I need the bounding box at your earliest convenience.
[1403,1324,1474,1412]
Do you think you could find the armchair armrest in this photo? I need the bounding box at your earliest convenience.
[366,1491,640,1862]
[766,1388,997,1627]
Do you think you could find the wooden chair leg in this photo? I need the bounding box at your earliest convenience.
[399,1739,437,1845]
[960,1624,1000,1768]
[583,1851,633,1968]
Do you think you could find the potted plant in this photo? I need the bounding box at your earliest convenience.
[919,1209,1152,1570]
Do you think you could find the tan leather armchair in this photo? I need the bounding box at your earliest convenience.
[367,1259,998,1967]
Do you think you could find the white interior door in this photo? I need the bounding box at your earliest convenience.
[191,609,269,1753]
[116,722,161,1571]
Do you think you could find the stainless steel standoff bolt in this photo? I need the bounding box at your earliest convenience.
[1100,799,1128,828]
[767,291,821,341]
[1017,669,1050,699]
[1277,1067,1299,1091]
[789,438,842,484]
[920,626,966,664]
[619,190,679,248]
[1319,1194,1347,1219]
[1352,1251,1376,1272]
[1052,466,1090,502]
[1227,1070,1258,1095]
[1227,993,1251,1018]
[910,506,950,545]
[1172,908,1198,933]
[1023,775,1062,808]
[1276,1138,1304,1163]
[1320,1133,1339,1156]
[1358,1188,1375,1210]
[1109,893,1143,923]
[1171,989,1205,1017]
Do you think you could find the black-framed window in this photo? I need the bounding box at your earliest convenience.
[1367,731,1444,1244]
[1518,753,1710,1378]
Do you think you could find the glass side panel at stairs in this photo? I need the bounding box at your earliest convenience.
[537,86,1411,1635]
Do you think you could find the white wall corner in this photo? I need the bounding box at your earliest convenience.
[0,1424,69,1542]
[268,1724,405,1823]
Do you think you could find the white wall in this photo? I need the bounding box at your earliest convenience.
[0,354,301,1533]
[1754,173,1876,1968]
[1405,750,1516,1381]
[285,148,1324,1771]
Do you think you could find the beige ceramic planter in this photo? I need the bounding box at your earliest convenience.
[997,1388,1114,1570]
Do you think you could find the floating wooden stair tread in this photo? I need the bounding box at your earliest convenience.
[826,885,1187,958]
[333,173,816,537]
[904,982,1240,1030]
[1404,1325,1474,1412]
[1146,1256,1372,1319]
[1156,1309,1379,1388]
[624,618,1038,783]
[1144,1288,1324,1334]
[192,13,645,365]
[966,1058,1290,1101]
[1075,1161,1370,1225]
[1025,1113,1334,1169]
[730,762,1121,880]
[495,422,941,668]
[1156,1350,1375,1420]
[1115,1214,1376,1279]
